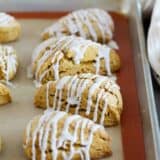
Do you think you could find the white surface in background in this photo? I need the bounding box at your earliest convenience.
[141,0,155,11]
[0,0,120,12]
[148,0,160,77]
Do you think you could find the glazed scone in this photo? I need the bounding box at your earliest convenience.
[0,83,11,105]
[23,110,112,160]
[34,74,123,126]
[42,8,114,43]
[31,36,120,85]
[0,45,18,81]
[0,13,21,43]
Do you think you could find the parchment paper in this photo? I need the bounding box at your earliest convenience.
[0,19,123,160]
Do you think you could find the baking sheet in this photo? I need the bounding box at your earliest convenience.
[0,19,123,160]
[0,0,158,159]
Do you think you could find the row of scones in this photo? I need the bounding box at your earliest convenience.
[0,12,20,103]
[0,12,21,152]
[0,8,123,160]
[26,8,123,160]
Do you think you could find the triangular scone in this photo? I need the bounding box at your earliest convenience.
[0,45,18,81]
[34,74,122,126]
[0,13,21,43]
[0,83,11,105]
[42,8,114,43]
[31,36,120,85]
[23,110,112,160]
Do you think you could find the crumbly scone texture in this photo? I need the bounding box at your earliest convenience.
[23,110,112,160]
[42,8,114,43]
[34,74,123,126]
[0,45,18,81]
[0,12,21,43]
[0,22,21,43]
[32,36,120,85]
[0,83,12,105]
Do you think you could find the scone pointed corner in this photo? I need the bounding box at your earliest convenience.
[110,49,121,73]
[34,83,49,109]
[0,83,12,106]
[90,128,112,159]
[41,32,50,41]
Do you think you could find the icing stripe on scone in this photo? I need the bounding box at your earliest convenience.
[46,74,119,125]
[0,45,18,83]
[0,13,14,26]
[24,110,110,160]
[35,73,122,126]
[31,36,120,85]
[42,8,114,43]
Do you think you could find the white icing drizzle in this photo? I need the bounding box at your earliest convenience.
[93,89,104,122]
[73,12,86,38]
[24,120,32,148]
[35,50,52,81]
[35,50,52,80]
[46,81,52,108]
[52,52,63,80]
[32,37,55,62]
[41,111,66,160]
[108,40,119,50]
[100,94,109,125]
[0,12,15,26]
[94,9,113,39]
[25,110,102,160]
[57,89,63,111]
[32,36,112,85]
[35,36,74,84]
[31,110,53,160]
[55,76,71,110]
[75,79,90,114]
[0,45,18,83]
[86,76,107,115]
[98,46,111,75]
[42,8,114,43]
[65,75,78,112]
[44,74,119,125]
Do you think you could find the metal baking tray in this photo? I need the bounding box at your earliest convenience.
[0,0,159,160]
[152,76,160,128]
[127,1,160,160]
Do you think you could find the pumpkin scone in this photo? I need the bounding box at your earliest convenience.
[42,8,114,43]
[0,83,11,105]
[31,36,120,85]
[23,110,112,160]
[0,45,18,82]
[34,74,123,126]
[0,12,21,43]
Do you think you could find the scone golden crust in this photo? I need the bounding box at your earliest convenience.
[42,8,114,43]
[0,83,12,105]
[31,36,120,85]
[34,74,123,126]
[0,45,18,81]
[23,110,111,160]
[0,13,21,43]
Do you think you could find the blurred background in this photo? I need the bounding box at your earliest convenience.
[0,0,116,11]
[0,0,155,13]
